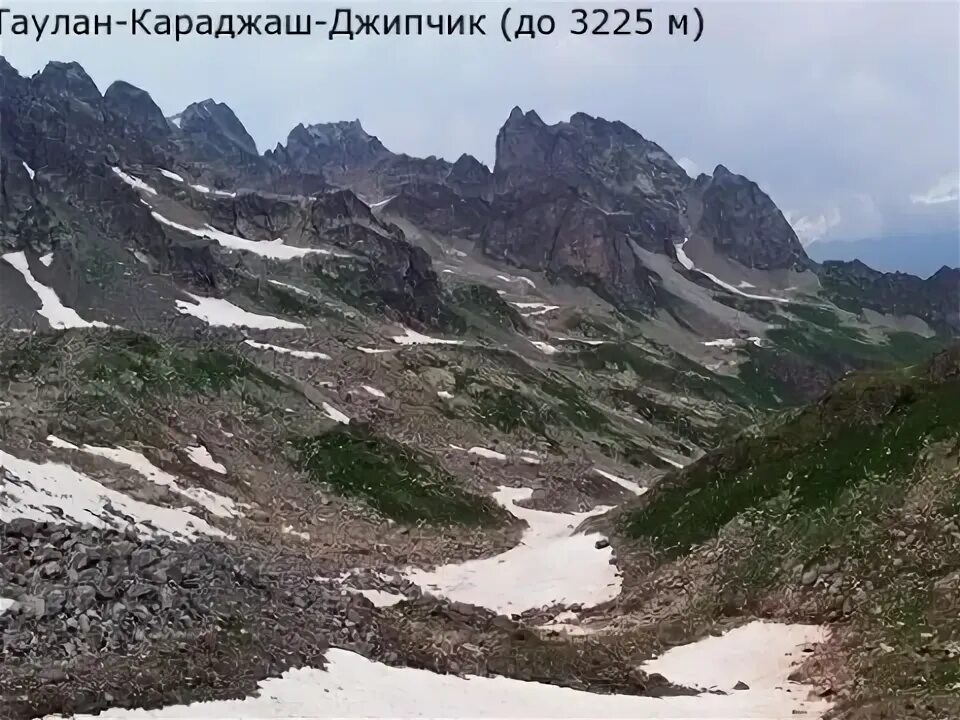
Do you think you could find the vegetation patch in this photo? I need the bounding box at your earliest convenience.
[294,426,508,526]
[625,353,960,557]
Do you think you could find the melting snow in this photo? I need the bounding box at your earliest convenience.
[367,195,396,209]
[594,468,646,496]
[675,239,791,304]
[405,486,617,613]
[243,339,330,360]
[158,168,185,183]
[497,273,537,289]
[176,293,305,330]
[702,338,739,348]
[437,390,454,400]
[185,445,227,475]
[356,588,406,607]
[322,402,350,425]
[0,447,227,539]
[467,447,507,461]
[64,441,238,518]
[642,621,829,696]
[22,161,35,180]
[267,279,313,297]
[358,346,392,354]
[282,525,311,541]
[38,252,53,267]
[151,212,320,259]
[390,328,464,346]
[511,302,560,318]
[112,167,158,195]
[556,337,605,345]
[67,636,831,720]
[2,251,109,330]
[656,454,687,469]
[56,626,831,719]
[361,385,386,398]
[531,340,559,355]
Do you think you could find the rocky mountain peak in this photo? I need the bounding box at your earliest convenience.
[178,98,258,161]
[272,120,390,175]
[684,164,810,271]
[34,61,101,102]
[445,154,494,200]
[103,81,170,140]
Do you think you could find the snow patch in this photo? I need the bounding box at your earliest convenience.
[437,390,454,400]
[112,167,157,195]
[243,339,329,360]
[702,338,739,348]
[70,441,237,518]
[531,340,558,355]
[361,385,386,398]
[467,447,507,461]
[594,468,646,496]
[282,525,311,541]
[322,402,350,425]
[57,627,831,719]
[1,447,227,539]
[390,328,463,346]
[22,161,35,180]
[497,273,537,289]
[267,279,313,297]
[642,621,829,695]
[38,252,53,267]
[656,453,687,469]
[2,251,109,330]
[158,168,185,183]
[357,346,392,355]
[367,195,396,209]
[176,293,305,330]
[405,487,618,613]
[185,445,227,475]
[152,211,321,260]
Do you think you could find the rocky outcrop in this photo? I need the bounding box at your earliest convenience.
[818,260,960,333]
[684,165,809,271]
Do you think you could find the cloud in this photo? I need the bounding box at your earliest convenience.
[676,158,701,178]
[910,171,960,206]
[785,208,843,246]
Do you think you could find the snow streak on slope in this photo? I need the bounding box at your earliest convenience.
[22,161,36,180]
[176,294,305,330]
[675,239,791,303]
[321,402,350,424]
[1,252,109,330]
[185,445,227,475]
[243,339,330,360]
[51,439,238,518]
[594,468,646,495]
[151,212,323,260]
[390,327,464,346]
[63,632,831,718]
[0,448,227,539]
[112,167,158,195]
[405,487,617,613]
[158,168,185,182]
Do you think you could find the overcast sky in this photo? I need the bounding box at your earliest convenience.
[4,1,959,248]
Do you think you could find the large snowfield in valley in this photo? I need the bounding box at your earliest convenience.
[54,624,831,719]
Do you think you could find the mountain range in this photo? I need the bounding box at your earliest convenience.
[1,58,959,720]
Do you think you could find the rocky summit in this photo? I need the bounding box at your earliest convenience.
[0,57,958,720]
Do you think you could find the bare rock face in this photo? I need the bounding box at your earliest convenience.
[445,154,494,201]
[272,120,391,175]
[482,185,660,312]
[103,81,171,143]
[178,99,259,163]
[684,165,810,271]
